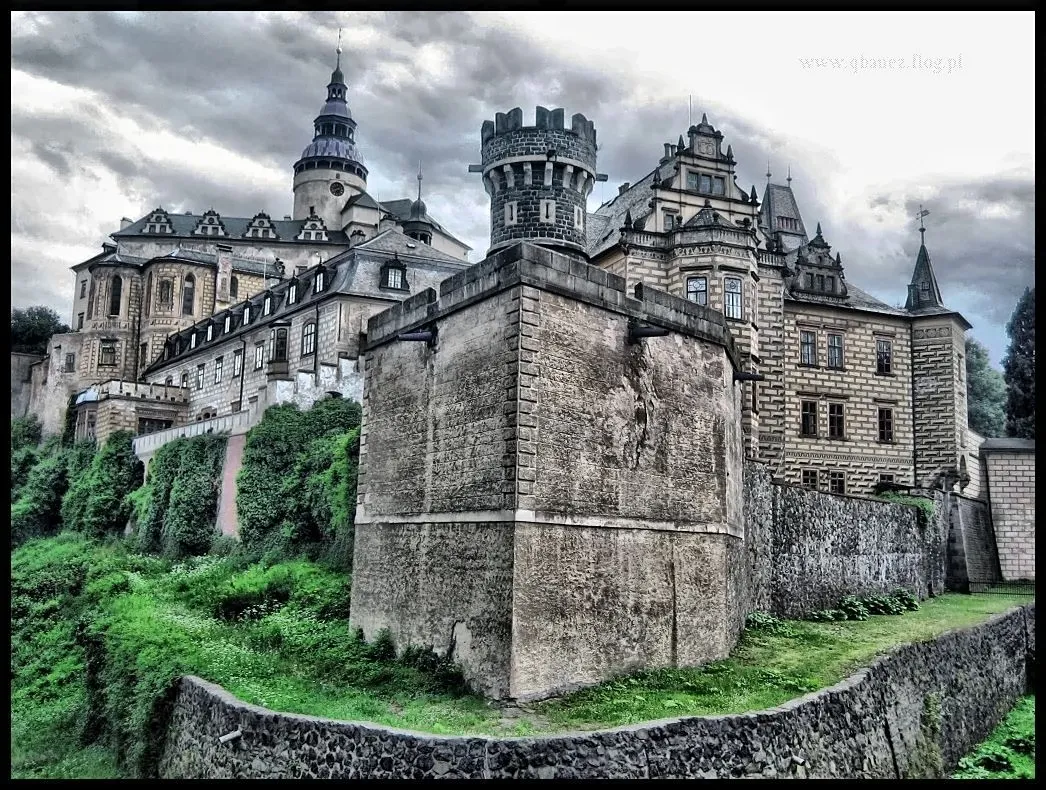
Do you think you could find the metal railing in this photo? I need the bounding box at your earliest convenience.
[968,579,1035,596]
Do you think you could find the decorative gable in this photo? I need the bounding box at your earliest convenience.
[141,208,174,235]
[243,212,280,240]
[193,209,228,237]
[788,224,848,298]
[296,207,329,242]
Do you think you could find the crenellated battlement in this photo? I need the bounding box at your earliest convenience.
[481,106,597,148]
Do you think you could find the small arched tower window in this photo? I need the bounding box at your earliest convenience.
[230,276,239,299]
[182,274,196,316]
[108,275,123,317]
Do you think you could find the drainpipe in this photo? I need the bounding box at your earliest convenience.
[910,323,918,487]
[238,336,247,413]
[314,303,321,387]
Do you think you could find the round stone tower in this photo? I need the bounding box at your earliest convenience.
[477,106,598,260]
[292,47,368,231]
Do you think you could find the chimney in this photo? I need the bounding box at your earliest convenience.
[618,182,631,196]
[662,143,672,160]
[120,217,133,229]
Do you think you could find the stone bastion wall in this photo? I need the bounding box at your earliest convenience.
[157,603,1035,779]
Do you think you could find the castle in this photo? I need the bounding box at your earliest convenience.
[16,50,982,500]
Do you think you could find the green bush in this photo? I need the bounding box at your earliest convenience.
[63,431,144,539]
[892,587,920,611]
[131,434,226,560]
[11,444,39,500]
[862,593,907,615]
[838,595,870,621]
[236,398,361,557]
[11,440,73,547]
[745,611,794,635]
[12,413,43,452]
[875,491,937,526]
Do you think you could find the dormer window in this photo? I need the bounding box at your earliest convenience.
[825,276,835,293]
[206,324,214,342]
[190,333,197,349]
[686,172,725,195]
[287,282,298,305]
[224,315,231,334]
[263,296,272,316]
[243,304,251,325]
[380,259,408,291]
[315,269,326,293]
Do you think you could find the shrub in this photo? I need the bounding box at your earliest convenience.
[63,431,143,539]
[838,595,870,621]
[11,444,39,500]
[11,440,72,548]
[875,491,936,526]
[12,413,43,452]
[236,398,362,556]
[861,593,906,615]
[892,587,920,611]
[745,611,794,635]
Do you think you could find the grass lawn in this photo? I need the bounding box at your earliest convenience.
[952,695,1035,779]
[10,534,1034,783]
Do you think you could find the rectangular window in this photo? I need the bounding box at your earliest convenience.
[158,279,173,308]
[664,212,675,231]
[828,403,845,439]
[64,353,75,373]
[879,473,895,484]
[99,342,117,367]
[957,353,964,382]
[302,322,317,356]
[77,313,84,330]
[800,330,817,366]
[686,276,707,306]
[315,270,325,292]
[878,407,894,442]
[876,338,893,374]
[139,342,148,366]
[224,316,231,334]
[254,343,264,370]
[180,372,189,388]
[79,280,87,299]
[816,274,825,290]
[206,325,214,341]
[804,273,813,290]
[829,471,846,494]
[288,283,298,305]
[800,400,817,437]
[232,349,243,377]
[214,356,223,384]
[190,333,197,350]
[270,328,288,362]
[827,333,844,369]
[712,176,725,195]
[826,275,835,292]
[700,174,713,193]
[723,276,743,320]
[686,171,700,191]
[263,296,272,316]
[386,268,403,289]
[243,304,251,325]
[801,469,818,490]
[195,364,204,390]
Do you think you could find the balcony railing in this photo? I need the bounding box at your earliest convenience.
[133,409,253,456]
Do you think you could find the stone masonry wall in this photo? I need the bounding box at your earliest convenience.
[984,446,1036,581]
[156,604,1035,779]
[946,493,1001,591]
[741,460,946,618]
[10,352,42,420]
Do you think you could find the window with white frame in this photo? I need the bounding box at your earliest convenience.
[315,270,326,292]
[232,348,243,377]
[288,283,298,305]
[254,343,264,370]
[243,304,251,325]
[224,315,231,334]
[263,296,272,316]
[206,324,213,342]
[723,276,742,320]
[827,333,844,369]
[686,276,707,306]
[302,322,316,356]
[214,356,223,384]
[800,330,817,366]
[195,364,204,390]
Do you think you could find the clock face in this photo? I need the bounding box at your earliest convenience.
[329,181,345,197]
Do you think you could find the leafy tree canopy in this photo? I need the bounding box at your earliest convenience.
[11,306,70,355]
[965,338,1006,438]
[1002,287,1035,439]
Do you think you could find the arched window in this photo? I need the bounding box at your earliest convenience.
[182,274,195,316]
[230,276,239,299]
[108,275,123,317]
[165,376,173,386]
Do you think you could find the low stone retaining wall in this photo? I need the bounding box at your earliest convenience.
[157,603,1034,779]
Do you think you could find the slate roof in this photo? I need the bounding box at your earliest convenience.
[152,247,280,277]
[353,228,468,265]
[786,281,909,317]
[378,198,473,250]
[979,438,1035,453]
[759,183,808,243]
[344,191,383,211]
[904,243,945,312]
[586,167,661,258]
[112,212,351,244]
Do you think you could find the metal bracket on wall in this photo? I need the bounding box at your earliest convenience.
[733,370,765,384]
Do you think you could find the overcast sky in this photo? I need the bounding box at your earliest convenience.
[11,10,1034,367]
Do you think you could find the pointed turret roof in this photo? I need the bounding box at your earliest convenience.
[904,241,945,311]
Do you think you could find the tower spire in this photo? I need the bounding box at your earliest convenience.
[336,27,343,70]
[417,159,423,202]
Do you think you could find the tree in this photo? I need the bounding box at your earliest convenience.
[965,338,1006,437]
[1002,287,1035,439]
[11,306,69,355]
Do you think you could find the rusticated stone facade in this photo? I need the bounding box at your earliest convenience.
[155,604,1035,779]
[350,241,746,701]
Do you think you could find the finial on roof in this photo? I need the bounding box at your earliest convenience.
[725,144,733,160]
[836,252,842,265]
[336,27,343,69]
[916,204,930,246]
[816,221,822,236]
[701,112,708,124]
[766,160,771,186]
[787,165,792,186]
[417,159,423,202]
[622,209,633,228]
[678,134,686,150]
[750,185,758,203]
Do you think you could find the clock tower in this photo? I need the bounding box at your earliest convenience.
[291,41,369,231]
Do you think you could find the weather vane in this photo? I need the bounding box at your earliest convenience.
[916,204,930,245]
